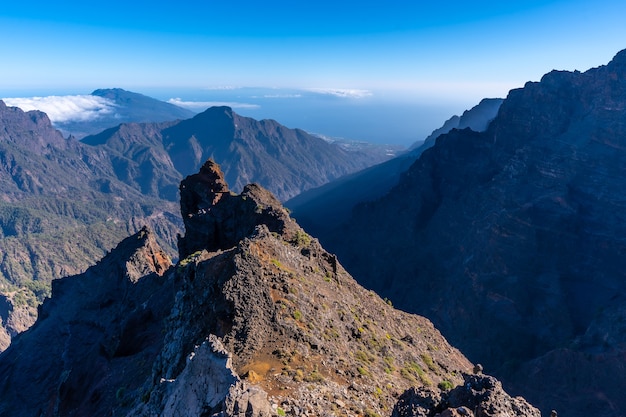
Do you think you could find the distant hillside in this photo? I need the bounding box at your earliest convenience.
[55,88,195,138]
[287,98,502,233]
[86,106,391,201]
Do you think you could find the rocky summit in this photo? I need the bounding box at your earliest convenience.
[0,160,538,417]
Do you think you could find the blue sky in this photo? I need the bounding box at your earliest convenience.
[1,1,626,145]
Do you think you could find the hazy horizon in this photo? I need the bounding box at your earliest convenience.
[3,86,489,146]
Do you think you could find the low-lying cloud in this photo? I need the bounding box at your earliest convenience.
[307,88,373,99]
[262,94,303,99]
[2,95,117,123]
[167,98,260,111]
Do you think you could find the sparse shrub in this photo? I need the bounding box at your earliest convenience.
[304,370,324,383]
[421,354,438,372]
[355,350,375,364]
[292,230,311,247]
[364,409,381,417]
[402,361,432,386]
[179,250,203,268]
[293,310,302,321]
[438,380,454,391]
[294,369,304,382]
[400,368,417,384]
[277,407,286,417]
[383,356,395,373]
[357,366,371,376]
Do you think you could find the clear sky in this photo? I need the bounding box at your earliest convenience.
[1,1,626,144]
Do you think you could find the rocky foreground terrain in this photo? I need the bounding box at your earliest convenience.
[300,49,626,416]
[0,160,539,417]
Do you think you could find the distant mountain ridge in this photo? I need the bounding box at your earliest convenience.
[86,106,391,201]
[55,88,195,138]
[299,49,626,417]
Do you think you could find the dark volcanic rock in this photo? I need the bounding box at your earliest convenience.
[309,49,626,416]
[178,159,298,258]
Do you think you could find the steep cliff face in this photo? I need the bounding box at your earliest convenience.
[287,98,502,235]
[313,49,626,416]
[0,160,538,417]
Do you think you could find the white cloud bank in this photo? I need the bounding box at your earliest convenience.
[2,95,118,123]
[167,98,260,111]
[307,88,373,99]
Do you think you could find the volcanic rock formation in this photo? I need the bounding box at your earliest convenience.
[0,160,539,417]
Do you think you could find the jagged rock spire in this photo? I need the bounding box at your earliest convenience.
[178,159,297,258]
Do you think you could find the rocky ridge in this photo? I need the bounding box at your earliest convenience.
[0,160,538,417]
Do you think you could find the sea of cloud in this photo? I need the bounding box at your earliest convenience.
[2,95,117,123]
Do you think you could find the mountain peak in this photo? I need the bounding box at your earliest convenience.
[608,48,626,70]
[191,105,236,124]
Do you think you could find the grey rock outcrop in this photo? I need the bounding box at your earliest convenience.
[393,374,540,417]
[130,335,271,417]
